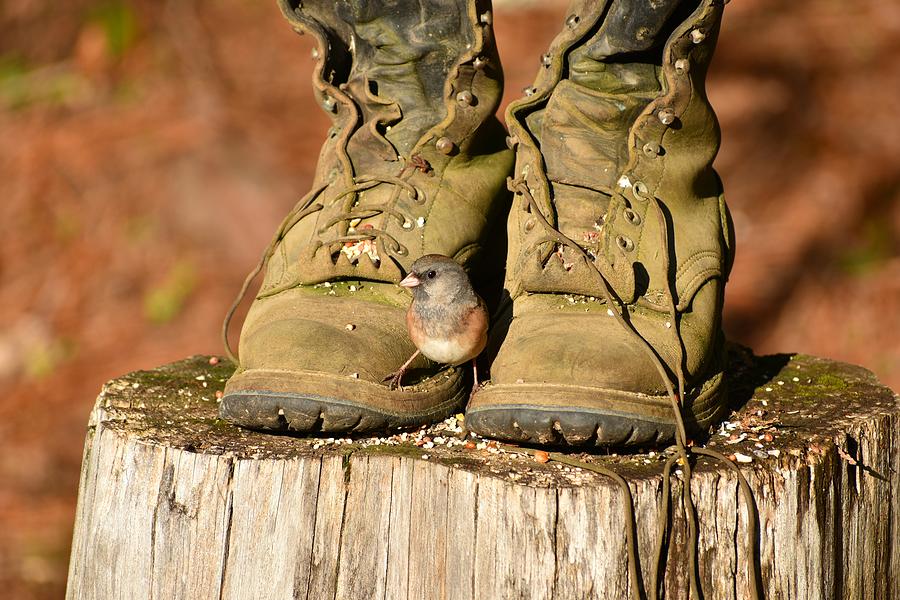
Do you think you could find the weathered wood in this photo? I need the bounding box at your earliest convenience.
[66,351,900,600]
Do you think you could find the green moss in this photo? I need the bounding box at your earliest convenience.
[814,374,847,391]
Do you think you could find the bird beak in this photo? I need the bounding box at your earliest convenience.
[399,273,421,288]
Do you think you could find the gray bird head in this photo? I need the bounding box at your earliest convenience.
[399,254,472,300]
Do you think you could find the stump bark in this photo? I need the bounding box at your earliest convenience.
[66,351,899,600]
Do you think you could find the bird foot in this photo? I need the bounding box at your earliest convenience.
[382,369,406,391]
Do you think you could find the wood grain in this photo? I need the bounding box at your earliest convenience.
[66,353,900,599]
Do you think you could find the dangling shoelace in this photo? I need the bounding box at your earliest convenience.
[506,176,763,600]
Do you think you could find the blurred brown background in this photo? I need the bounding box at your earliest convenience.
[1,0,898,597]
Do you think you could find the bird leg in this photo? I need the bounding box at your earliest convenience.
[469,359,481,401]
[383,350,420,390]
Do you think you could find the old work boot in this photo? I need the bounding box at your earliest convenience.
[467,0,733,446]
[221,0,512,433]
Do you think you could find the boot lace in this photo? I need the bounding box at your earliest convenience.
[221,160,430,365]
[507,176,763,600]
[311,173,425,262]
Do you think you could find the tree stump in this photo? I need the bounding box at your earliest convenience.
[66,351,899,600]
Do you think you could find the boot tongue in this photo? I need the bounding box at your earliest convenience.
[534,50,663,195]
[529,0,686,194]
[340,3,469,169]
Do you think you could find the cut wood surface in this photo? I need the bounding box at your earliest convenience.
[66,350,899,600]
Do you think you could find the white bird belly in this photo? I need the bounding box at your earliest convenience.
[418,337,469,365]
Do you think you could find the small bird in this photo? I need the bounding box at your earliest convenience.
[384,254,489,391]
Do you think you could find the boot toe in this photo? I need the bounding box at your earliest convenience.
[223,284,468,433]
[469,295,725,446]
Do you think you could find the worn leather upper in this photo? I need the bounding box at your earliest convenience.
[258,0,513,294]
[486,0,732,413]
[229,1,512,404]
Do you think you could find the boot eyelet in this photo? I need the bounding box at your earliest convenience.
[523,218,535,232]
[473,56,488,71]
[690,28,706,44]
[479,11,492,25]
[658,108,676,126]
[566,14,580,29]
[624,208,642,226]
[642,142,662,157]
[540,53,552,67]
[674,58,690,75]
[435,137,455,155]
[632,181,650,199]
[616,235,635,252]
[456,90,475,106]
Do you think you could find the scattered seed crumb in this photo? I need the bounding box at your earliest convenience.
[777,381,785,386]
[792,377,799,382]
[765,387,773,392]
[345,323,356,331]
[209,356,220,366]
[350,372,359,378]
[733,452,753,464]
[533,450,550,463]
[421,454,429,460]
[215,390,223,399]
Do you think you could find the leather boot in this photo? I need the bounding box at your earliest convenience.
[221,0,512,433]
[468,0,733,446]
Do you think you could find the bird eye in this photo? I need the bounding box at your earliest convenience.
[426,270,437,279]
